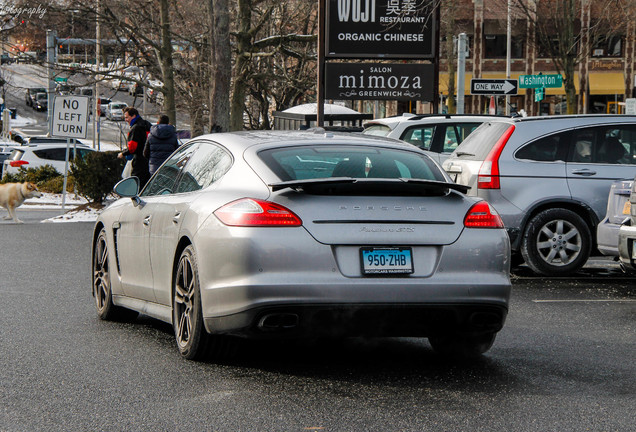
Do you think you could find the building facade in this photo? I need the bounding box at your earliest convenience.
[432,0,636,116]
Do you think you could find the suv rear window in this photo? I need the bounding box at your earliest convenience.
[452,121,513,160]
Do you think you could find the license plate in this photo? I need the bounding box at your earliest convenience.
[361,247,413,275]
[623,201,632,215]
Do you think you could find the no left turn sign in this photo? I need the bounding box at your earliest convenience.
[52,95,89,139]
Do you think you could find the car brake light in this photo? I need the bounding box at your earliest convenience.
[9,160,29,167]
[478,125,515,190]
[214,198,302,227]
[464,201,504,228]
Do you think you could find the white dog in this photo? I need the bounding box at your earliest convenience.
[0,182,42,223]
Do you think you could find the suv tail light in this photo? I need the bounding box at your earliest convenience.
[477,125,515,190]
[464,201,504,228]
[9,160,29,167]
[214,198,302,227]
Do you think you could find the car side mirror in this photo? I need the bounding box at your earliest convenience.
[114,176,139,197]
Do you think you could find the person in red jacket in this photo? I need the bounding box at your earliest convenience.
[118,107,151,188]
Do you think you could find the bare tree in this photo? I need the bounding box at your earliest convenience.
[509,0,619,113]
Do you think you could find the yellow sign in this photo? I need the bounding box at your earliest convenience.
[623,201,631,215]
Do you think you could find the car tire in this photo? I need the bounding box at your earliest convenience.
[173,245,237,361]
[521,208,591,276]
[428,332,496,357]
[92,228,138,321]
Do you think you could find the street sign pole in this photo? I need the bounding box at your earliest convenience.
[457,33,467,114]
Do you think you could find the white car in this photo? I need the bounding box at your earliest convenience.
[362,114,507,165]
[106,102,127,121]
[2,143,95,177]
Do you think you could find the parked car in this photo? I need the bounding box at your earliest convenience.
[146,79,163,103]
[362,114,506,165]
[23,136,86,146]
[97,98,112,116]
[129,82,144,96]
[442,114,636,276]
[55,83,73,95]
[25,87,46,107]
[597,178,634,257]
[92,131,511,361]
[2,143,95,177]
[618,175,636,274]
[1,53,14,64]
[75,87,93,97]
[33,92,47,111]
[106,101,127,121]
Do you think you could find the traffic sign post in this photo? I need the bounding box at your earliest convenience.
[520,74,563,88]
[470,79,518,95]
[51,95,90,212]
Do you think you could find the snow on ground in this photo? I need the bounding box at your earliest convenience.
[20,191,106,223]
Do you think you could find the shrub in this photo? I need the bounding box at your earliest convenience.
[0,164,61,185]
[39,175,76,194]
[71,151,125,203]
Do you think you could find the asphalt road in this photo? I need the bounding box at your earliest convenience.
[0,216,634,431]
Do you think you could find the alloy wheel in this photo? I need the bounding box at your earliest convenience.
[174,254,195,349]
[534,218,581,266]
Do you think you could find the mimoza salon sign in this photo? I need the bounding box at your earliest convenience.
[326,0,436,58]
[325,63,434,101]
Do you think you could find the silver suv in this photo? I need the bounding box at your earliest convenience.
[442,115,636,276]
[362,114,506,165]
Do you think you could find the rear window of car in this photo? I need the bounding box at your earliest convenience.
[361,124,392,137]
[451,121,513,160]
[259,145,444,182]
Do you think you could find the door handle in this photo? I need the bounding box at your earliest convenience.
[143,215,151,226]
[173,212,181,224]
[571,169,596,176]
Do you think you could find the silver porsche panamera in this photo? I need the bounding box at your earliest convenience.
[92,130,511,360]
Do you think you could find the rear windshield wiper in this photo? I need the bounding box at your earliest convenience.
[269,177,470,194]
[454,151,475,157]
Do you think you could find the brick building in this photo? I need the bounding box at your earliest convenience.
[414,0,636,116]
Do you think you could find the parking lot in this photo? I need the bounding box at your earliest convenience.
[0,215,633,431]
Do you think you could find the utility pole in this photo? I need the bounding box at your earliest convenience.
[505,0,512,115]
[456,33,467,114]
[94,0,101,150]
[46,29,56,136]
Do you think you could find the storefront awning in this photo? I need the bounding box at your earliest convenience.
[588,73,625,95]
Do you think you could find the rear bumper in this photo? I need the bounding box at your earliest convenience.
[204,302,508,339]
[618,224,636,271]
[597,218,621,257]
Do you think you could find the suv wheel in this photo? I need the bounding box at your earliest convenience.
[521,208,591,276]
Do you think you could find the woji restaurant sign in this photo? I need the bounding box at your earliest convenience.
[326,0,437,59]
[325,62,435,101]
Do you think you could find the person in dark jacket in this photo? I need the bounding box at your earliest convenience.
[118,107,151,188]
[143,114,178,175]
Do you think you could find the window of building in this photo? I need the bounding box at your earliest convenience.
[592,35,623,57]
[484,34,524,59]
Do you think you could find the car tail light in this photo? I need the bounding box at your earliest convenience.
[477,125,515,190]
[214,198,302,227]
[9,160,29,167]
[464,201,504,228]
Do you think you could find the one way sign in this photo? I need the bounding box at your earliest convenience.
[470,79,518,95]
